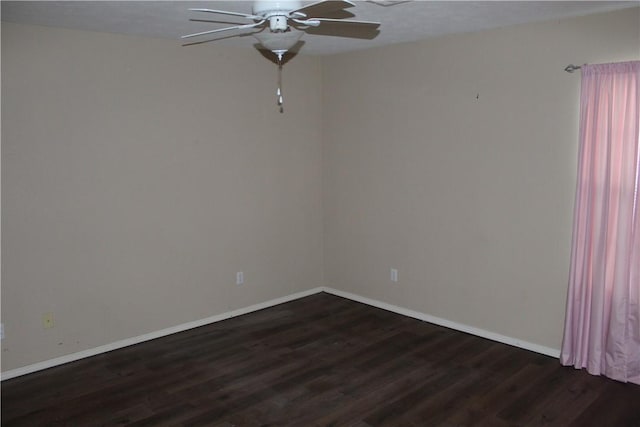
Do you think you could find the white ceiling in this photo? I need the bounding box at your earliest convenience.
[2,1,638,55]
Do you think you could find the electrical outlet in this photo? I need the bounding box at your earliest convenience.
[236,271,244,285]
[43,313,54,329]
[390,268,398,283]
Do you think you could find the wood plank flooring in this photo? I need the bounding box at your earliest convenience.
[2,292,639,426]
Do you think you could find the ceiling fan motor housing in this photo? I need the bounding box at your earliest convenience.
[253,0,303,15]
[268,16,288,32]
[253,0,303,32]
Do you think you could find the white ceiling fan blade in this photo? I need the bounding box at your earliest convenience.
[290,0,355,18]
[188,8,263,21]
[181,21,265,39]
[314,18,380,29]
[303,18,381,39]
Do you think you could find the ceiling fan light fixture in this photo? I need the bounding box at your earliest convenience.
[253,30,303,59]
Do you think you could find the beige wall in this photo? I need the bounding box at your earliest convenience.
[2,7,639,373]
[1,23,324,371]
[322,8,640,350]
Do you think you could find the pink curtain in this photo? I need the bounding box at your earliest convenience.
[561,61,640,385]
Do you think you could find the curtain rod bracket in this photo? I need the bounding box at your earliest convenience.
[565,64,584,73]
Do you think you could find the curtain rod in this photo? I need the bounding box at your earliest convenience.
[565,64,584,73]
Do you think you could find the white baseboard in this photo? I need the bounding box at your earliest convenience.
[1,287,324,381]
[321,287,561,358]
[2,285,559,381]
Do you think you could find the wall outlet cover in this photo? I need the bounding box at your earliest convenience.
[43,313,54,329]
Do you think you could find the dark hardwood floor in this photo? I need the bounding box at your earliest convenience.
[2,292,639,426]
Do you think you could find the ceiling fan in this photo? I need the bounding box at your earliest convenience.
[182,0,381,112]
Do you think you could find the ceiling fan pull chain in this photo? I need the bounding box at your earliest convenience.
[277,59,284,113]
